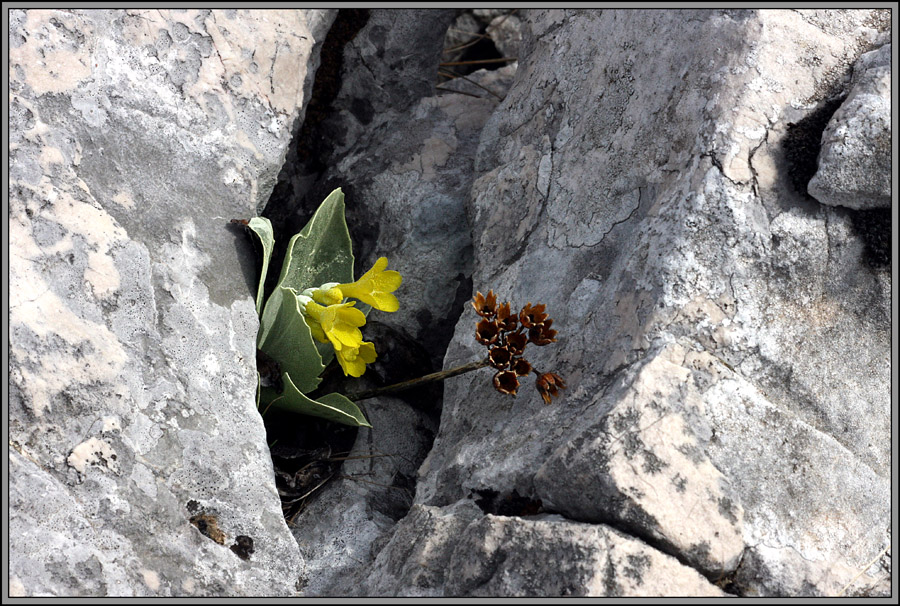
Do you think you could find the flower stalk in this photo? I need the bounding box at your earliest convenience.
[345,358,491,402]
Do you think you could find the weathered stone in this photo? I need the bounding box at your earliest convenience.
[344,503,726,597]
[9,8,335,596]
[534,345,745,579]
[808,43,891,209]
[12,7,892,599]
[288,396,436,596]
[410,8,889,597]
[486,13,522,59]
[443,11,481,65]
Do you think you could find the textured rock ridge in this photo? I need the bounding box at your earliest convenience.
[9,8,335,596]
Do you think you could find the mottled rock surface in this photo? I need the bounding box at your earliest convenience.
[341,503,726,597]
[399,8,890,597]
[9,8,334,596]
[808,43,891,209]
[10,8,892,599]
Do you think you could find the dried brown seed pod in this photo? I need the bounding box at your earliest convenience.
[535,372,566,404]
[472,290,498,318]
[475,318,500,345]
[489,345,513,369]
[519,303,548,328]
[493,370,519,395]
[496,301,518,331]
[528,319,557,346]
[511,358,532,377]
[506,331,528,355]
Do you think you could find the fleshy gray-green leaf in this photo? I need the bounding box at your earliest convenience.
[263,373,371,427]
[257,286,324,394]
[276,187,355,293]
[247,217,274,316]
[254,187,366,422]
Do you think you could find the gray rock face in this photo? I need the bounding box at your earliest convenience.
[486,13,522,59]
[344,503,726,597]
[287,396,437,595]
[397,8,889,597]
[10,8,892,599]
[808,43,891,209]
[9,8,335,596]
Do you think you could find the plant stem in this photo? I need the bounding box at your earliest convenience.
[346,358,491,402]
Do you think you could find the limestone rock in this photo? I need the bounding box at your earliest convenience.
[410,8,889,597]
[12,7,892,599]
[288,396,436,595]
[343,503,726,597]
[486,13,522,59]
[808,44,891,209]
[534,345,745,579]
[8,8,335,596]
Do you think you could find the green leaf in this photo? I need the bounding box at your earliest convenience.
[277,187,355,293]
[264,373,371,427]
[257,286,324,394]
[247,217,275,316]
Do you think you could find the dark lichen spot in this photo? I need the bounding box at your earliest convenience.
[612,406,641,433]
[186,499,200,513]
[640,449,668,475]
[623,553,651,583]
[603,550,622,596]
[190,513,226,545]
[230,535,255,560]
[671,473,688,494]
[717,496,740,525]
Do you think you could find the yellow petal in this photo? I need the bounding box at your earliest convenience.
[305,300,366,351]
[336,346,367,377]
[358,341,377,364]
[311,285,344,306]
[339,257,402,312]
[307,318,328,344]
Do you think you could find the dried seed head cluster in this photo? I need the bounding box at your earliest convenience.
[472,290,566,404]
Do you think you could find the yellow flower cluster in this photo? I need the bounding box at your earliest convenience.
[299,257,402,377]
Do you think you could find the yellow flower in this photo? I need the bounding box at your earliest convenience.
[335,341,377,377]
[338,257,402,312]
[310,284,344,306]
[303,299,366,352]
[297,257,400,378]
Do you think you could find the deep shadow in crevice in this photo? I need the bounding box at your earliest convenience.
[472,488,544,517]
[848,207,891,270]
[252,9,371,520]
[781,93,891,270]
[782,95,891,271]
[782,95,845,199]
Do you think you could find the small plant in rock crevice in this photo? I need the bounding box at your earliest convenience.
[238,188,566,431]
[242,187,401,427]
